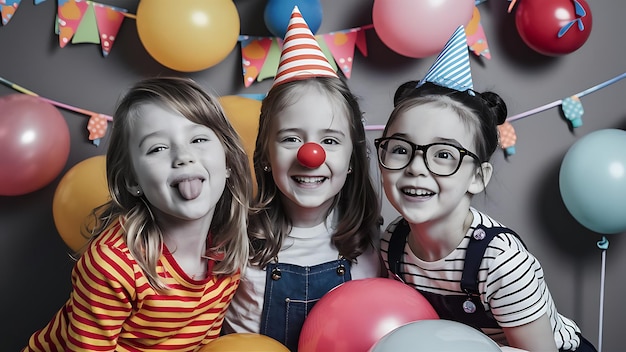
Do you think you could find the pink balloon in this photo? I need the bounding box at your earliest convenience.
[298,278,439,352]
[0,94,70,196]
[373,0,475,58]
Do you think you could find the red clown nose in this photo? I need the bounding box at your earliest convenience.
[297,142,326,168]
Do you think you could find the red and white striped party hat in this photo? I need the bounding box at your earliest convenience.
[272,6,338,87]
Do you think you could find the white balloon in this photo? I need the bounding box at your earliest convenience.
[369,319,502,352]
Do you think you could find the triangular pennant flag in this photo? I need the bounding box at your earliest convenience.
[315,35,338,73]
[498,121,517,156]
[57,0,89,48]
[466,7,490,60]
[1,1,20,26]
[355,27,368,57]
[87,113,108,143]
[322,30,358,79]
[561,96,584,128]
[257,37,282,82]
[240,36,273,87]
[418,25,473,92]
[72,1,99,44]
[272,6,338,87]
[94,3,126,56]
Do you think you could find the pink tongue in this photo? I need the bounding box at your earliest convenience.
[177,179,202,200]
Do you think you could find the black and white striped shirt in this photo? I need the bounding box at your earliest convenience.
[381,208,581,350]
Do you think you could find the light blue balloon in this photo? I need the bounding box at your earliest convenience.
[559,129,626,234]
[370,319,501,351]
[264,0,323,39]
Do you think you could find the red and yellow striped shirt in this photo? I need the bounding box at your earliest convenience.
[24,222,240,352]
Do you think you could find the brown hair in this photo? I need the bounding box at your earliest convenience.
[250,77,380,267]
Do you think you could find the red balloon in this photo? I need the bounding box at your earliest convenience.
[515,0,592,56]
[0,94,70,196]
[298,278,439,352]
[297,142,326,169]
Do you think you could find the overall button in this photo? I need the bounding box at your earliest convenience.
[473,228,486,240]
[271,267,282,280]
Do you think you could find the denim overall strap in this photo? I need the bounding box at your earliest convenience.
[387,220,524,330]
[259,258,352,352]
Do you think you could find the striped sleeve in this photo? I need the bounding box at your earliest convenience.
[25,227,136,352]
[485,235,547,327]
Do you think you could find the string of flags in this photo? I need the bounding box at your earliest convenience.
[0,76,112,146]
[2,1,624,156]
[0,0,492,86]
[3,72,625,155]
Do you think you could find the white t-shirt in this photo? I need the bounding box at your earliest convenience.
[224,215,380,333]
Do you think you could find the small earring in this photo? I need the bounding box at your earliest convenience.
[348,167,353,174]
[135,188,143,196]
[263,165,271,172]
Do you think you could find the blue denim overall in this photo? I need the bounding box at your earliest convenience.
[259,257,352,351]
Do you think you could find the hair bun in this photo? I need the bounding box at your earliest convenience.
[480,91,507,125]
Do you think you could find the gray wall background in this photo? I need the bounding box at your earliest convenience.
[1,1,624,351]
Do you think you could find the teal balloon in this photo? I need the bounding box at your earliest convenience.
[264,0,322,39]
[559,129,626,234]
[370,320,501,351]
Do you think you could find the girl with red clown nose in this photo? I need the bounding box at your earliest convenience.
[223,6,382,351]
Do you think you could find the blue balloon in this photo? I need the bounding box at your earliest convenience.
[559,129,626,234]
[370,320,501,352]
[264,0,323,39]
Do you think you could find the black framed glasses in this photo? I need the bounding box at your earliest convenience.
[374,137,480,176]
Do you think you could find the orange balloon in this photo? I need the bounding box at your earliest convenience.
[199,333,289,352]
[218,95,261,195]
[136,0,240,72]
[52,155,109,252]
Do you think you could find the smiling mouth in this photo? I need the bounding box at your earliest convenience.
[292,176,326,184]
[172,178,204,200]
[402,188,435,197]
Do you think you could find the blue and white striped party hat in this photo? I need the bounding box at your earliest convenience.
[417,26,473,91]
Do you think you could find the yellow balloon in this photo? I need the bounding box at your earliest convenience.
[52,155,109,252]
[199,333,289,352]
[136,0,240,72]
[218,95,261,195]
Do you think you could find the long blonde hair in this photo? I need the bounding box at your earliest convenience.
[85,77,251,290]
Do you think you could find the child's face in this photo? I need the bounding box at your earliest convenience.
[380,103,481,225]
[268,89,353,220]
[127,103,229,224]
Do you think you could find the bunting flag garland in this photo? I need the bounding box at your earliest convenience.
[0,76,112,146]
[1,0,20,26]
[322,29,358,78]
[57,0,89,48]
[238,25,370,87]
[1,0,127,57]
[1,2,624,157]
[71,1,98,44]
[498,122,517,156]
[466,6,491,59]
[93,3,126,56]
[561,96,584,128]
[1,1,487,84]
[240,36,274,88]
